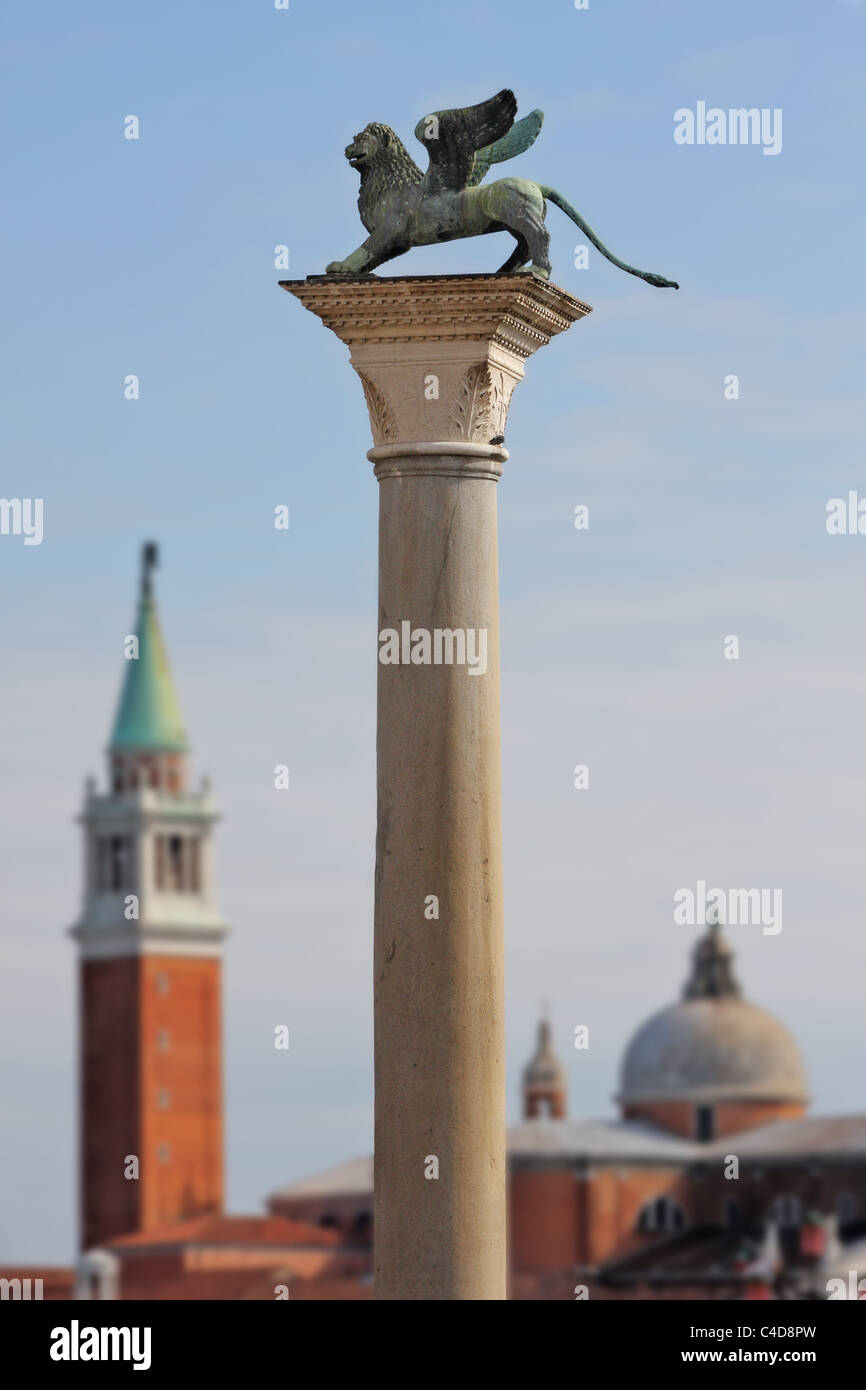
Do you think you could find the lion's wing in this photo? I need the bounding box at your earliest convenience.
[414,89,518,193]
[468,109,544,187]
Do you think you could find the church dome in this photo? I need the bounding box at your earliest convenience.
[618,924,808,1107]
[620,997,808,1105]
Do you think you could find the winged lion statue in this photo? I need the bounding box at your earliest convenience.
[325,88,678,288]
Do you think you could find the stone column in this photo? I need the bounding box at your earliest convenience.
[282,273,590,1300]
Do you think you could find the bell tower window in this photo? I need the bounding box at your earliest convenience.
[109,836,124,890]
[695,1105,715,1142]
[168,835,185,891]
[153,834,201,893]
[97,835,133,892]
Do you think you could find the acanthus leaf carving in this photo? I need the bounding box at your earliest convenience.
[448,363,513,442]
[358,372,399,444]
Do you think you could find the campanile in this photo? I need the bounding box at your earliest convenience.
[70,544,228,1251]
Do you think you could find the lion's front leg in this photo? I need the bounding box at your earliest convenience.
[325,245,374,275]
[325,230,404,276]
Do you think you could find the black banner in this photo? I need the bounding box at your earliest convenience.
[4,1298,859,1375]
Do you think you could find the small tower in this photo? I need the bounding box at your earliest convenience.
[522,1016,568,1120]
[70,544,228,1250]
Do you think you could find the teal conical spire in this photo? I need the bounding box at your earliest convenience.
[109,543,188,753]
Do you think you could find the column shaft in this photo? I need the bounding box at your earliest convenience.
[374,453,505,1300]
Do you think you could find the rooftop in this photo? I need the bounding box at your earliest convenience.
[270,1155,374,1201]
[106,1214,342,1252]
[271,1114,866,1200]
[510,1113,866,1165]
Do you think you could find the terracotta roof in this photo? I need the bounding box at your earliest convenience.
[120,1269,372,1301]
[122,1270,278,1301]
[106,1214,342,1251]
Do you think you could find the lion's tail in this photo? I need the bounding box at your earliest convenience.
[538,185,679,289]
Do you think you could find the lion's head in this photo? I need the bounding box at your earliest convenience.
[344,122,422,188]
[344,123,389,170]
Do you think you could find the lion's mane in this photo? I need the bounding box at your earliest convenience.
[356,123,423,229]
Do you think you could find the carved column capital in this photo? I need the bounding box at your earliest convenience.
[282,272,591,458]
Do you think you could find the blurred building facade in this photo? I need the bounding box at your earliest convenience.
[271,927,866,1299]
[5,547,866,1301]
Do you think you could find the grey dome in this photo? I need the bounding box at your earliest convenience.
[619,996,808,1105]
[619,922,808,1106]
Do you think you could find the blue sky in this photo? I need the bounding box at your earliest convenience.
[1,0,865,1260]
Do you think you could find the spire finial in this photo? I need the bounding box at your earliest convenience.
[141,541,159,599]
[539,999,552,1045]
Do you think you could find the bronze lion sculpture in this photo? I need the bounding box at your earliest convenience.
[325,89,678,288]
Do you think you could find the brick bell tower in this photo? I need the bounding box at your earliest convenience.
[70,543,228,1251]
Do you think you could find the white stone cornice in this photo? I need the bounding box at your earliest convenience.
[281,272,590,352]
[69,921,229,960]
